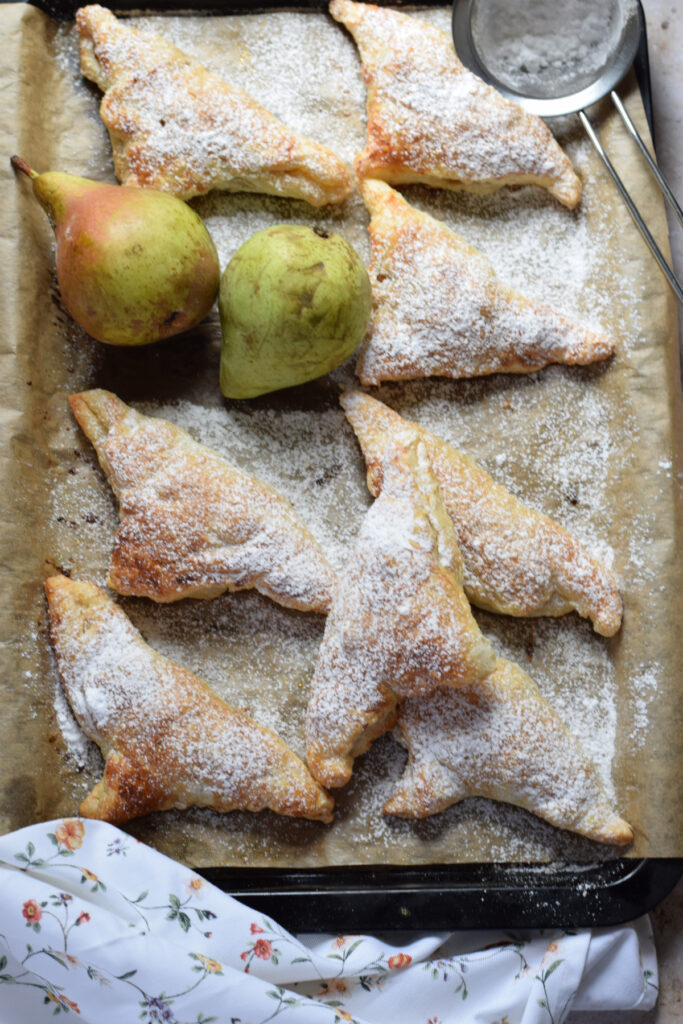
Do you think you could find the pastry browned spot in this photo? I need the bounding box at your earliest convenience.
[45,574,334,825]
[306,435,495,789]
[76,4,352,206]
[356,178,614,384]
[341,390,622,637]
[330,0,581,208]
[70,389,337,613]
[386,656,633,846]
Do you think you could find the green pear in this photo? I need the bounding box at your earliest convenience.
[11,156,219,346]
[219,225,372,399]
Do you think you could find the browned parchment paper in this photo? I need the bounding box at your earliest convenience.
[0,3,681,867]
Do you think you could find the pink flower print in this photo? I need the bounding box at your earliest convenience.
[76,912,91,925]
[250,923,264,934]
[253,938,273,960]
[22,899,42,924]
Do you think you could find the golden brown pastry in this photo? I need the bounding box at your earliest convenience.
[356,179,615,384]
[341,391,622,636]
[385,657,633,846]
[76,5,352,206]
[69,389,336,613]
[45,575,334,824]
[306,435,496,789]
[329,0,581,208]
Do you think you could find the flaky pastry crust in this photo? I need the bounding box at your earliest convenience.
[76,5,352,206]
[329,0,581,208]
[356,179,615,384]
[45,575,334,824]
[386,657,633,846]
[69,389,336,613]
[306,436,495,789]
[341,391,622,636]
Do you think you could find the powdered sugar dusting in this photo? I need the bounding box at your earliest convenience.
[47,578,332,821]
[71,391,337,613]
[140,397,369,575]
[390,658,629,844]
[306,439,495,787]
[357,181,614,385]
[330,0,578,203]
[342,390,623,637]
[628,665,661,746]
[33,7,674,864]
[75,6,351,205]
[472,0,636,99]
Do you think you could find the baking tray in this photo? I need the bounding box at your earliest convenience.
[7,0,682,932]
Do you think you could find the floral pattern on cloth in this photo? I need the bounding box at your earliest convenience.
[0,819,658,1024]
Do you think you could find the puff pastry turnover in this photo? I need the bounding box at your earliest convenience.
[69,389,336,613]
[329,0,581,208]
[306,435,495,789]
[341,391,622,636]
[386,657,633,846]
[356,179,615,384]
[75,5,352,206]
[45,575,334,825]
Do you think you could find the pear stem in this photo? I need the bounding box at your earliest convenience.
[10,155,39,180]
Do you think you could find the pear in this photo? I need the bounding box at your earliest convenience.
[219,225,372,399]
[11,156,219,346]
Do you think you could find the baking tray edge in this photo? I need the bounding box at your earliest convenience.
[11,0,676,931]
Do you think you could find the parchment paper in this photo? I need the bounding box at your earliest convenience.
[0,3,680,867]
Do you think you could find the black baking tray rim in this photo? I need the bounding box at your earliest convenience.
[200,859,683,931]
[17,0,675,930]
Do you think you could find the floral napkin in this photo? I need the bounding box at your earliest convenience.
[0,818,657,1023]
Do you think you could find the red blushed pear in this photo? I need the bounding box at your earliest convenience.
[11,156,219,346]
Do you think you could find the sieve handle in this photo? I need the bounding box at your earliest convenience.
[610,91,683,230]
[578,107,683,304]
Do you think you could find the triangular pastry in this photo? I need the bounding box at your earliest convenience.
[69,389,336,613]
[329,0,581,208]
[385,657,633,846]
[341,391,622,636]
[45,575,334,824]
[356,179,615,384]
[306,435,496,788]
[76,5,352,206]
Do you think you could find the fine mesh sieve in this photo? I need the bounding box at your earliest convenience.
[452,0,683,302]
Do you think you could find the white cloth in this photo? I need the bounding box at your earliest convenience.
[0,818,657,1022]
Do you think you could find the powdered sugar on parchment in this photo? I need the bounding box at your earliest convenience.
[35,6,672,864]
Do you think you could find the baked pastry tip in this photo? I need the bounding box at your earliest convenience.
[306,434,495,788]
[356,178,615,385]
[69,388,337,613]
[385,656,633,847]
[76,5,352,206]
[45,574,334,824]
[329,0,581,208]
[341,390,623,637]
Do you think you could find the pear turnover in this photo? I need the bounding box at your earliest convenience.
[75,5,352,206]
[386,657,633,846]
[69,389,336,613]
[45,575,334,825]
[341,391,622,637]
[356,179,615,384]
[329,0,581,208]
[306,436,496,789]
